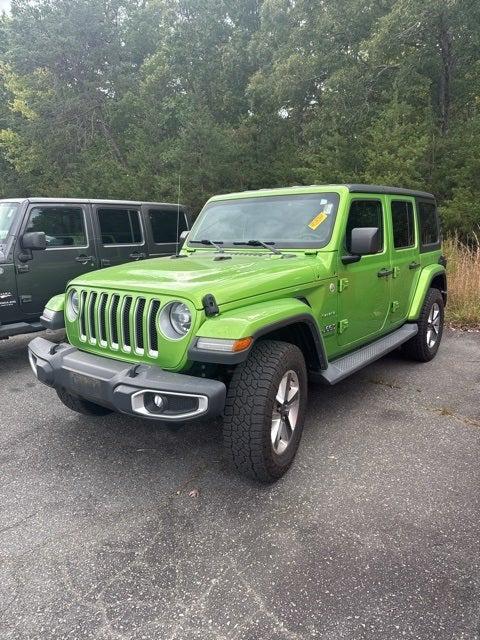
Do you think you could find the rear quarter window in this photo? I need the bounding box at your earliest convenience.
[418,201,440,249]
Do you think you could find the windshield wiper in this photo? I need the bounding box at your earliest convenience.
[189,239,225,253]
[233,240,285,257]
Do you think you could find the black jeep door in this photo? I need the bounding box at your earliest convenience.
[92,205,147,268]
[15,203,98,317]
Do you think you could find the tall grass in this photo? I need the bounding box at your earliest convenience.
[443,237,480,327]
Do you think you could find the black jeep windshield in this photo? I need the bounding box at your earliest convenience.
[189,193,339,249]
[0,202,19,243]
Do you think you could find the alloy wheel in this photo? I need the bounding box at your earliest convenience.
[271,370,300,455]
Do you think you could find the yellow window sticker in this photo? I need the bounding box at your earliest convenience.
[308,211,328,230]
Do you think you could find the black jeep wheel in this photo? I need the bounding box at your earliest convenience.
[403,287,444,362]
[56,388,113,416]
[223,340,308,482]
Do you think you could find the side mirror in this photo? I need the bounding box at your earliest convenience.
[22,231,47,251]
[342,227,380,265]
[350,227,380,255]
[178,230,189,248]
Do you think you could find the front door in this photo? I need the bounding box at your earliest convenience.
[337,197,391,348]
[92,205,148,268]
[16,203,98,316]
[388,197,420,324]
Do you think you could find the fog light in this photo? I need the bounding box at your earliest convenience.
[153,394,165,410]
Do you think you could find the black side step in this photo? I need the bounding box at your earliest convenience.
[0,320,44,339]
[319,324,418,385]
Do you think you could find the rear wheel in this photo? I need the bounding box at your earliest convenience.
[56,388,113,416]
[403,288,444,362]
[223,340,308,482]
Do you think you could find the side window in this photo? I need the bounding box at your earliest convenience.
[148,208,187,244]
[97,208,142,245]
[26,206,87,248]
[418,201,439,247]
[346,200,383,253]
[391,201,415,249]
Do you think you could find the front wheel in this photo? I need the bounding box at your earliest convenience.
[403,288,444,362]
[223,340,308,482]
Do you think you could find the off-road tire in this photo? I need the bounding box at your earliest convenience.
[223,340,307,483]
[403,287,444,362]
[56,388,113,416]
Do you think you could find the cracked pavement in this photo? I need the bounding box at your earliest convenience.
[0,329,479,639]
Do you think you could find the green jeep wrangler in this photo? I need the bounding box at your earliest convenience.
[28,184,446,482]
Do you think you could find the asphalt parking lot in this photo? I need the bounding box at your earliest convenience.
[0,329,479,640]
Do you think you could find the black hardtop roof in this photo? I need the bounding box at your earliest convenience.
[0,197,186,208]
[345,184,435,199]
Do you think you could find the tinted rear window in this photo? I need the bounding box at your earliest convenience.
[148,208,187,243]
[391,201,415,248]
[418,202,439,247]
[98,208,142,245]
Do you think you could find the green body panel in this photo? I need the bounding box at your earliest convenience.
[197,298,319,339]
[44,293,65,312]
[51,184,443,374]
[407,263,445,320]
[69,251,319,309]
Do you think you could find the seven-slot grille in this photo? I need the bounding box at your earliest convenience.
[77,290,161,357]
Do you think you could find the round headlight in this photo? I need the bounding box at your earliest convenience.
[66,289,80,321]
[159,301,192,339]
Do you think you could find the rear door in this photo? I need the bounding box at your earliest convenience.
[15,202,97,316]
[92,204,147,268]
[142,205,189,257]
[388,197,420,324]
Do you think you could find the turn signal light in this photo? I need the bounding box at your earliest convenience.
[196,336,253,353]
[232,337,253,352]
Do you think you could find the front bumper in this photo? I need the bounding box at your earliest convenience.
[28,337,226,422]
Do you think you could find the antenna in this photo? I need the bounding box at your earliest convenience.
[175,174,181,258]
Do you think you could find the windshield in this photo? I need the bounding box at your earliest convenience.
[189,193,339,249]
[0,202,20,243]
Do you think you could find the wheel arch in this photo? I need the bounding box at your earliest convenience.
[253,317,328,372]
[189,299,328,371]
[408,265,447,321]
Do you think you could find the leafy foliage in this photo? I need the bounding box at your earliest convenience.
[0,0,479,236]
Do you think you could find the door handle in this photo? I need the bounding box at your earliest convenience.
[377,268,393,278]
[75,254,95,265]
[409,261,421,270]
[129,252,146,260]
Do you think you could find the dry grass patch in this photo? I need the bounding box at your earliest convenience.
[443,237,480,328]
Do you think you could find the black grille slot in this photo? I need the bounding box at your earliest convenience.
[149,300,160,353]
[122,297,133,347]
[110,295,120,344]
[135,298,146,350]
[77,290,162,356]
[99,294,108,343]
[89,292,97,340]
[79,291,87,337]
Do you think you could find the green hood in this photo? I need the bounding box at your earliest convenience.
[69,251,324,309]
